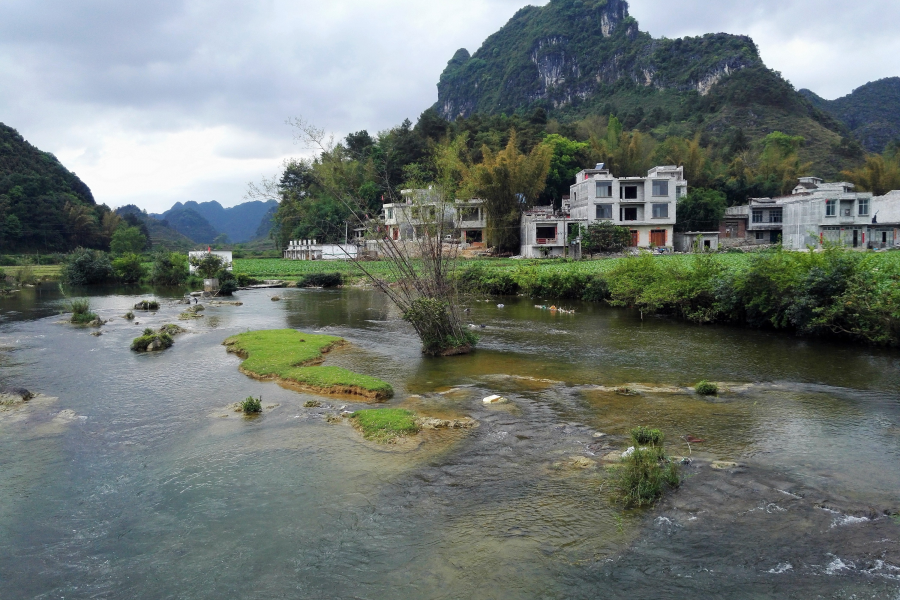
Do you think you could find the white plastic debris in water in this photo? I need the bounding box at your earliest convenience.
[622,446,635,458]
[497,304,505,308]
[482,394,507,404]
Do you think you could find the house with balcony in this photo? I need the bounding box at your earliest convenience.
[724,177,900,250]
[519,206,585,258]
[520,164,684,257]
[381,189,486,248]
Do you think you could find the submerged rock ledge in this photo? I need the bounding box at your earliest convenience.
[223,329,393,401]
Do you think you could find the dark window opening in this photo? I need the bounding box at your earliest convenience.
[621,186,638,200]
[465,230,483,244]
[536,226,557,243]
[621,207,638,221]
[596,204,612,219]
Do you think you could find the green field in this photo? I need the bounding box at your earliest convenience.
[2,264,63,279]
[234,252,900,283]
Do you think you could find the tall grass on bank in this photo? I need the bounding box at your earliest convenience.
[453,248,900,347]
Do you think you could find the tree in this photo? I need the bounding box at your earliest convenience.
[110,226,148,254]
[62,248,115,285]
[581,221,633,255]
[189,253,225,279]
[541,134,589,207]
[150,252,188,286]
[842,153,900,196]
[468,130,551,252]
[112,253,146,284]
[676,188,727,232]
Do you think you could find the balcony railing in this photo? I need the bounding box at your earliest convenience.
[536,238,557,245]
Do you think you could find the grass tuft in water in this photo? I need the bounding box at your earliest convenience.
[611,426,680,508]
[350,408,419,443]
[69,299,98,324]
[241,396,262,414]
[695,380,718,396]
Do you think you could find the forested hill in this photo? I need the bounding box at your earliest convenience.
[0,122,107,251]
[800,78,900,153]
[434,0,855,177]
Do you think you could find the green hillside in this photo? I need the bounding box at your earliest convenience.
[435,0,856,178]
[800,78,900,153]
[0,123,110,252]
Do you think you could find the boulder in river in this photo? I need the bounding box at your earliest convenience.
[483,394,508,405]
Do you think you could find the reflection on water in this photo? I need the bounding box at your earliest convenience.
[1,287,899,598]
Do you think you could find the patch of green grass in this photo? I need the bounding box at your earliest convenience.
[241,396,262,414]
[695,380,718,396]
[631,426,664,447]
[223,329,393,399]
[350,408,418,443]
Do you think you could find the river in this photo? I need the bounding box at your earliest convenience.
[1,285,899,599]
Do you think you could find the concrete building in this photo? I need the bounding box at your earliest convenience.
[520,164,685,257]
[519,206,585,258]
[719,198,787,247]
[567,164,684,249]
[283,240,358,260]
[382,189,486,248]
[730,177,900,250]
[676,231,720,252]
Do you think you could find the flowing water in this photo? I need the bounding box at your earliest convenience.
[1,285,899,599]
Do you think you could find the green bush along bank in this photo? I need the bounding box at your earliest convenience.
[454,248,900,347]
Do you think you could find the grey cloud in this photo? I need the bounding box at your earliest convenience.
[0,0,896,212]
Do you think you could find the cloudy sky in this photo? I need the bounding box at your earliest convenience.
[1,0,897,213]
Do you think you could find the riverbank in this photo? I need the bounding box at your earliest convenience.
[233,249,900,348]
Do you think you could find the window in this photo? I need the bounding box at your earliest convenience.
[652,203,669,218]
[826,199,836,217]
[460,207,479,221]
[621,186,638,200]
[621,207,638,221]
[652,180,669,196]
[769,209,782,223]
[573,192,577,202]
[535,225,557,242]
[858,198,869,216]
[676,186,685,199]
[386,209,393,219]
[596,204,612,219]
[596,182,612,198]
[755,231,765,240]
[752,209,763,223]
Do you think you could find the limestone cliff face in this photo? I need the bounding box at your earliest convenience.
[435,0,761,120]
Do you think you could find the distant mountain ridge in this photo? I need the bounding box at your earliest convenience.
[153,199,277,244]
[800,78,900,153]
[115,205,196,251]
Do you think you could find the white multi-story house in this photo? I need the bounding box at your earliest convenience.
[520,164,685,257]
[382,189,486,247]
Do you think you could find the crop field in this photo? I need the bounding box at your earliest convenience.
[234,251,900,282]
[2,264,63,279]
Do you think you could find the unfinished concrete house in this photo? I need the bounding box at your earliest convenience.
[520,164,685,258]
